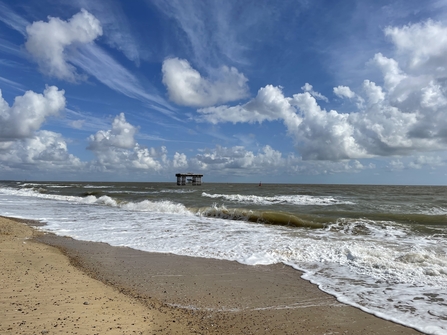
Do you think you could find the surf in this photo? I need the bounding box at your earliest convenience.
[195,205,328,228]
[201,192,354,206]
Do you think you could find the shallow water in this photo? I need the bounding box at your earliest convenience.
[0,181,446,334]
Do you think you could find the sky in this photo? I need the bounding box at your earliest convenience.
[1,0,447,184]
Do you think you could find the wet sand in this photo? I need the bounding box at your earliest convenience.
[1,216,422,334]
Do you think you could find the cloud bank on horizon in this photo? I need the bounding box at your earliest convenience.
[0,0,446,184]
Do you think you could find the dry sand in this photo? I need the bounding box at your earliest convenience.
[0,217,195,334]
[0,216,422,334]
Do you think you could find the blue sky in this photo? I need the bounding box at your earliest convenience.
[1,0,447,184]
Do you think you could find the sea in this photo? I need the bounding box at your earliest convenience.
[0,180,446,334]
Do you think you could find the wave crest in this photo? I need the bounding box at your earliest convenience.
[201,192,353,206]
[196,204,326,228]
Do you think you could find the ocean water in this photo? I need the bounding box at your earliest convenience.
[0,181,446,334]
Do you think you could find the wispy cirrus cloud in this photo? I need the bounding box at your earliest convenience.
[0,4,28,63]
[149,0,308,71]
[0,75,26,92]
[62,108,112,132]
[0,37,26,58]
[0,1,29,36]
[71,43,175,116]
[69,0,145,64]
[150,0,246,68]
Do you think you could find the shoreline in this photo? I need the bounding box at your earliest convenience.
[1,216,422,334]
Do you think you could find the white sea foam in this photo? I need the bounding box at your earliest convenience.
[419,206,447,215]
[107,190,149,194]
[0,186,191,215]
[202,192,354,206]
[326,218,411,239]
[109,189,197,195]
[121,199,192,214]
[83,185,113,189]
[20,183,81,188]
[160,189,197,194]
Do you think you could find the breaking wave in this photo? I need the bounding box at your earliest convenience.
[201,192,354,206]
[196,204,328,228]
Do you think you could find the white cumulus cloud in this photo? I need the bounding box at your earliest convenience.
[190,145,285,175]
[0,86,66,140]
[333,86,356,99]
[87,113,137,151]
[301,83,328,102]
[173,152,188,169]
[385,19,447,73]
[0,131,83,172]
[87,113,167,172]
[0,86,83,174]
[198,85,300,126]
[25,9,103,82]
[196,19,447,162]
[162,57,249,107]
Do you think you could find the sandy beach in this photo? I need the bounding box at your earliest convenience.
[0,216,422,334]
